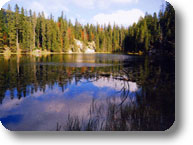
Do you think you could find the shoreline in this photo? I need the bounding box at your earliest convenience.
[0,51,143,56]
[0,52,112,55]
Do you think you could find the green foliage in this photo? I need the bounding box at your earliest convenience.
[124,2,175,56]
[0,9,5,51]
[0,2,174,55]
[7,5,17,52]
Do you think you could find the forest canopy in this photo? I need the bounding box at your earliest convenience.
[0,2,175,55]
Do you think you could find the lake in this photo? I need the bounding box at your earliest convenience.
[0,54,175,131]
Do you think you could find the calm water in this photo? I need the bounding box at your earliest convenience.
[0,54,175,131]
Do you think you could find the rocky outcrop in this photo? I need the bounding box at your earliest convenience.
[73,39,96,53]
[73,39,83,53]
[86,41,96,53]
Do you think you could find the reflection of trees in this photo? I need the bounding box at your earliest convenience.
[0,54,175,131]
[57,56,175,131]
[0,54,123,103]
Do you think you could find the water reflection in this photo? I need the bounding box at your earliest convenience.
[0,54,175,131]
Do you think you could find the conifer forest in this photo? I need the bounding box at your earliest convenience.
[0,2,175,55]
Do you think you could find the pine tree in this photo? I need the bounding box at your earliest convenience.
[64,29,69,52]
[32,11,37,50]
[0,9,4,51]
[7,5,16,52]
[95,34,99,52]
[14,4,20,52]
[35,13,40,49]
[19,7,26,50]
[45,19,52,51]
[41,12,46,50]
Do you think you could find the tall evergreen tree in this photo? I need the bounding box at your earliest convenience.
[7,4,16,52]
[14,4,20,52]
[0,9,4,51]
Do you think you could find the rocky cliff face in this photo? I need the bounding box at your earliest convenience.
[86,41,96,53]
[71,39,96,53]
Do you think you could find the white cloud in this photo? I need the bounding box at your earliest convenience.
[70,0,138,9]
[2,0,142,25]
[27,1,69,18]
[28,1,47,15]
[111,0,138,3]
[2,0,69,18]
[71,0,95,9]
[2,0,139,12]
[92,9,145,27]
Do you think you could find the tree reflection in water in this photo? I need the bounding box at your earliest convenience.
[58,57,175,131]
[0,54,175,131]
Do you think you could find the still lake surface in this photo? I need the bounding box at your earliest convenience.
[0,54,175,131]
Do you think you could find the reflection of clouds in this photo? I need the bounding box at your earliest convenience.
[0,87,98,130]
[45,101,65,113]
[31,86,69,98]
[0,98,23,111]
[31,91,45,98]
[0,75,138,131]
[92,76,138,92]
[74,91,93,100]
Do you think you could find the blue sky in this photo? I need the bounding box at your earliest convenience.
[2,0,166,26]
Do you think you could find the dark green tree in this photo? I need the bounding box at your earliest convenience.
[0,9,5,51]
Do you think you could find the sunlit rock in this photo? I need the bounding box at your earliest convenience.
[74,39,95,53]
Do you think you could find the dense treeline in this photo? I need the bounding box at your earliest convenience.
[0,2,175,55]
